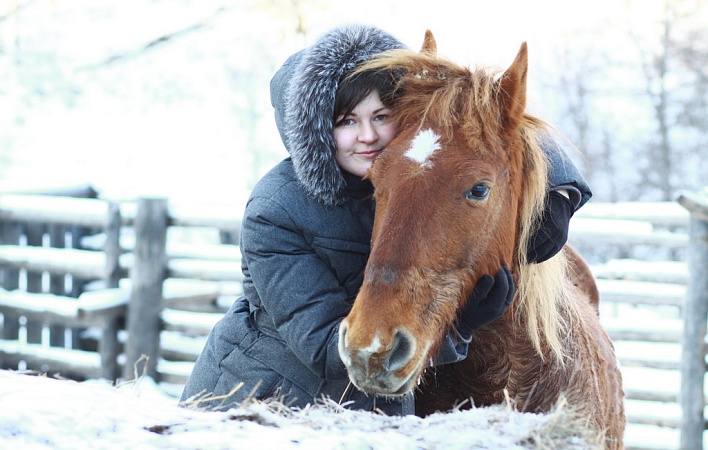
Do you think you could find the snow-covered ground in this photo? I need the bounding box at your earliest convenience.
[0,370,602,449]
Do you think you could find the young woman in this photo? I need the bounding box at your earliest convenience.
[180,25,591,415]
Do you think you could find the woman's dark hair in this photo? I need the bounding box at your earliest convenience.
[333,69,398,127]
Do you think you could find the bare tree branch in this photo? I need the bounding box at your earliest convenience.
[94,6,230,67]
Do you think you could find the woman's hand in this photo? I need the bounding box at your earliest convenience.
[455,264,515,340]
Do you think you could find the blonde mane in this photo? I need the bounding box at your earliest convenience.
[516,121,577,363]
[356,50,580,362]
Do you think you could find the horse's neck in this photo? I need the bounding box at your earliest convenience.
[473,314,557,374]
[470,317,565,408]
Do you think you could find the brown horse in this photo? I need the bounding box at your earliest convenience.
[337,31,625,448]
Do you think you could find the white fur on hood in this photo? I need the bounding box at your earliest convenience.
[270,25,406,205]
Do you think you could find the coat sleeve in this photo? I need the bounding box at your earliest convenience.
[240,195,350,381]
[541,139,592,211]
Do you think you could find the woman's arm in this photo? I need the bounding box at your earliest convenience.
[527,139,593,263]
[241,195,351,381]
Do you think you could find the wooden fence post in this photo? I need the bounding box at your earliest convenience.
[25,223,43,344]
[123,197,167,381]
[101,201,123,381]
[677,191,708,450]
[48,223,67,347]
[103,202,122,289]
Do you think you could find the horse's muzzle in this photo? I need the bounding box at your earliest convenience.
[338,323,423,396]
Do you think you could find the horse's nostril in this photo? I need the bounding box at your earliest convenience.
[384,330,414,371]
[338,323,351,366]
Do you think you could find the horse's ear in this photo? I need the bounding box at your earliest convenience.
[420,30,437,55]
[498,42,528,130]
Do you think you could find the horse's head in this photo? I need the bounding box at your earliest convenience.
[338,31,550,396]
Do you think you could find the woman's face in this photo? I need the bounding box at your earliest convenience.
[333,90,398,178]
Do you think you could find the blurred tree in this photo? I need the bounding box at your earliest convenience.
[673,1,708,188]
[242,0,332,189]
[549,40,623,202]
[546,0,707,202]
[631,0,708,200]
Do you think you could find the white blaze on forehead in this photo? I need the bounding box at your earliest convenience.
[404,128,441,168]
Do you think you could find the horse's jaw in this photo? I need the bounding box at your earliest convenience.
[338,266,466,397]
[338,321,434,397]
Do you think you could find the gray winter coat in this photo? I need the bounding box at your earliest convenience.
[180,24,591,415]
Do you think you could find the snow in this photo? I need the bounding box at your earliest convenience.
[0,194,109,226]
[576,202,689,224]
[161,309,222,333]
[0,370,600,449]
[570,218,689,247]
[0,246,104,278]
[591,259,688,284]
[597,279,685,301]
[0,287,127,315]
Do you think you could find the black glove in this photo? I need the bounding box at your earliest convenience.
[456,264,515,340]
[527,190,574,264]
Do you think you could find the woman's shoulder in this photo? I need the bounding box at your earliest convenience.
[250,158,299,198]
[248,158,318,212]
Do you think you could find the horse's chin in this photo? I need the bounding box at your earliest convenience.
[348,357,425,397]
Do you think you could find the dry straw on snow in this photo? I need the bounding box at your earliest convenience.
[0,370,603,449]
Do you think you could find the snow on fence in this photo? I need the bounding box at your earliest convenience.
[1,188,706,450]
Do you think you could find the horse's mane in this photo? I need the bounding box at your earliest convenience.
[356,50,580,363]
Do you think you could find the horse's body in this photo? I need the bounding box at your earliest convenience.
[337,32,625,448]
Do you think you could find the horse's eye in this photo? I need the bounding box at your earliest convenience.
[465,184,490,200]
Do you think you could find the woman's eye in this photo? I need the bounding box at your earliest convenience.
[465,184,490,200]
[335,116,356,127]
[374,114,389,122]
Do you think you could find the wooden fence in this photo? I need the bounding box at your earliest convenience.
[0,191,241,386]
[0,186,125,380]
[0,188,706,449]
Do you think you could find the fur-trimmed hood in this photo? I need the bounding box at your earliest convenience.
[270,25,406,205]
